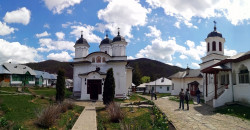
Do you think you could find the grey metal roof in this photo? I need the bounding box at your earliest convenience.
[112,32,126,43]
[0,65,10,74]
[100,34,112,45]
[34,70,52,79]
[146,77,172,86]
[169,69,202,79]
[3,63,36,75]
[50,74,57,80]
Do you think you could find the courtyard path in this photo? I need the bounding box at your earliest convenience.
[141,95,250,130]
[72,101,104,130]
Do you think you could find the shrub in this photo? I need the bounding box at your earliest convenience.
[35,105,61,128]
[0,117,8,127]
[56,69,66,103]
[60,103,68,113]
[103,68,115,105]
[63,101,74,110]
[106,102,124,123]
[40,95,45,99]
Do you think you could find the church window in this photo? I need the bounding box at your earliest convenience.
[96,56,101,63]
[239,65,249,83]
[212,41,216,51]
[102,57,106,62]
[207,42,210,52]
[219,42,222,51]
[92,57,95,63]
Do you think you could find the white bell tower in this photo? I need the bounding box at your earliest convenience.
[74,31,90,58]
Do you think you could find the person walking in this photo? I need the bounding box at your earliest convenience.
[196,88,201,104]
[179,89,184,110]
[151,88,154,100]
[185,89,191,110]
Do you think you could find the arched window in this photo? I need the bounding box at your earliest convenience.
[239,65,249,83]
[96,56,101,63]
[102,57,106,62]
[207,42,210,52]
[92,57,95,63]
[212,41,216,51]
[219,42,222,51]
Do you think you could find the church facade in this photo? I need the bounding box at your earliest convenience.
[72,31,132,100]
[200,23,250,107]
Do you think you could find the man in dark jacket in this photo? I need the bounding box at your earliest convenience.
[179,89,184,110]
[185,89,191,110]
[196,88,201,104]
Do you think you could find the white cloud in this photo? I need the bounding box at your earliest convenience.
[176,63,182,67]
[179,55,188,59]
[127,56,135,60]
[70,52,75,57]
[0,21,15,36]
[36,31,50,38]
[43,0,82,14]
[55,32,65,40]
[70,25,101,43]
[174,21,180,29]
[145,26,161,38]
[0,39,41,64]
[97,0,150,38]
[191,62,200,69]
[3,7,31,25]
[43,24,50,29]
[37,38,75,52]
[47,51,72,62]
[224,48,237,56]
[67,9,73,14]
[146,0,250,26]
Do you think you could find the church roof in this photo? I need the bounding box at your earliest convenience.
[168,69,202,79]
[112,31,126,43]
[207,23,223,38]
[75,34,90,47]
[100,34,112,45]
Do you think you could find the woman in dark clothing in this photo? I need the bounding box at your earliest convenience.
[185,89,191,110]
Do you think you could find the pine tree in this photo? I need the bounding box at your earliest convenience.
[103,68,116,105]
[56,69,65,103]
[132,63,141,86]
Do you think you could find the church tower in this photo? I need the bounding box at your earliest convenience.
[112,28,127,56]
[99,33,112,56]
[74,31,90,58]
[200,21,228,70]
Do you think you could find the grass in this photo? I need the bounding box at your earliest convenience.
[0,87,18,93]
[143,93,171,98]
[169,96,194,104]
[214,104,250,121]
[114,93,147,103]
[30,87,72,98]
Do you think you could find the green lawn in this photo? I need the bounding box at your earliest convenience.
[114,93,146,103]
[215,104,250,121]
[0,87,18,92]
[169,96,194,104]
[30,87,72,98]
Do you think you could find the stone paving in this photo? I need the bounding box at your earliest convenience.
[72,101,104,130]
[141,95,250,130]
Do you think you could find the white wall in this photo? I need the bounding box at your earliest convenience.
[171,78,203,95]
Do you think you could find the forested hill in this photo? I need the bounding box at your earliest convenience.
[25,58,184,79]
[128,58,184,80]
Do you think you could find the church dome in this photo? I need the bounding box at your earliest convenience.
[76,34,90,47]
[207,26,223,38]
[100,34,112,45]
[112,32,125,42]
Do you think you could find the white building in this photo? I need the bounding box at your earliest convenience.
[145,77,172,93]
[169,68,203,96]
[72,31,133,100]
[200,23,250,107]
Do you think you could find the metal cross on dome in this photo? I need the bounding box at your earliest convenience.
[117,27,120,35]
[213,21,217,31]
[81,31,83,37]
[105,30,109,38]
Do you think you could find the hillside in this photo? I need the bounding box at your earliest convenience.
[128,58,184,80]
[25,58,184,79]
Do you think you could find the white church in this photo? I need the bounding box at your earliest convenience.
[72,30,133,100]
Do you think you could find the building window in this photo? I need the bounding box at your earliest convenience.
[160,86,162,89]
[207,42,210,52]
[167,86,169,91]
[172,83,174,90]
[102,57,106,62]
[92,57,95,63]
[96,56,101,63]
[221,74,229,85]
[212,41,216,51]
[219,42,222,51]
[239,65,249,83]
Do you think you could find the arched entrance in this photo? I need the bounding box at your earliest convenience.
[188,81,199,96]
[87,80,102,100]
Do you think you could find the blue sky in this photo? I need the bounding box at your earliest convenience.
[0,0,250,69]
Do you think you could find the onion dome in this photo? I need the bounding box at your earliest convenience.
[112,31,126,42]
[75,32,90,47]
[207,21,223,38]
[100,34,112,45]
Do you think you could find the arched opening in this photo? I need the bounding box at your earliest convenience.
[239,65,249,83]
[96,56,101,63]
[219,42,222,51]
[207,42,210,52]
[102,57,106,62]
[92,57,95,63]
[212,41,216,51]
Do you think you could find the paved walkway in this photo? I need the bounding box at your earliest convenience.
[141,95,250,130]
[72,101,104,130]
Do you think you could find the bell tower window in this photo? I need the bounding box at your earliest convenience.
[212,41,216,51]
[207,42,210,52]
[219,42,222,51]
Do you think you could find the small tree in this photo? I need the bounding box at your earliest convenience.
[103,68,116,105]
[132,63,141,86]
[56,69,65,103]
[141,76,150,83]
